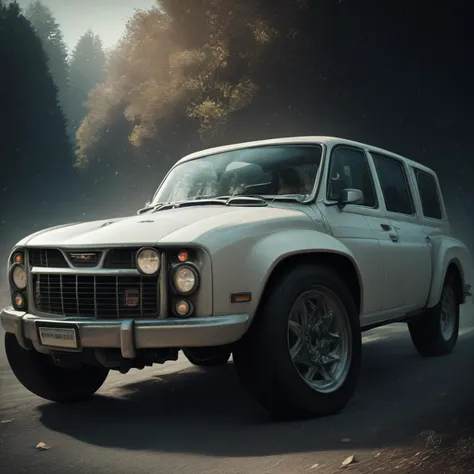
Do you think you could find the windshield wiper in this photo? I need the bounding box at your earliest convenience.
[269,194,306,203]
[139,192,301,214]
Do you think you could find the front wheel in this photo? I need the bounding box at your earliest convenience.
[233,264,361,420]
[5,333,109,402]
[408,274,459,357]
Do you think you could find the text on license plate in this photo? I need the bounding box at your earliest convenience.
[38,327,78,349]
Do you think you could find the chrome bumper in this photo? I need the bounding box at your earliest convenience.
[1,307,249,359]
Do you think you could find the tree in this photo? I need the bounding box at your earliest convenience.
[0,0,71,220]
[75,0,277,169]
[25,0,70,135]
[69,30,106,131]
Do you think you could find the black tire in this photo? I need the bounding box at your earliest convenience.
[183,348,231,367]
[5,333,109,402]
[408,273,459,357]
[233,264,361,420]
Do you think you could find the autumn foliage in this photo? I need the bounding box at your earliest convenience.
[75,0,282,168]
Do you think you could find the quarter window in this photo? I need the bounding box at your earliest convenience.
[327,147,377,207]
[372,153,414,215]
[415,169,443,219]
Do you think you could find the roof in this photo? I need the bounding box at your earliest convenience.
[176,136,435,175]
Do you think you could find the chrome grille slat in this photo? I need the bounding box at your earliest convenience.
[33,274,159,319]
[60,274,65,314]
[116,275,119,319]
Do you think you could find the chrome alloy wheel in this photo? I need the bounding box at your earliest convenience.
[287,287,352,394]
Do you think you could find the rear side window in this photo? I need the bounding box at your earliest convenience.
[371,152,414,215]
[414,169,443,219]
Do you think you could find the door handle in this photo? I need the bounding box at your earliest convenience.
[389,233,399,242]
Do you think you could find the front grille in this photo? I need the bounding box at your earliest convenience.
[33,274,159,319]
[29,249,68,268]
[103,249,137,269]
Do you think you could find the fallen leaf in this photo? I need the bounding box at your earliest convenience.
[35,442,51,451]
[341,455,356,468]
[1,419,13,424]
[309,463,319,470]
[374,452,381,457]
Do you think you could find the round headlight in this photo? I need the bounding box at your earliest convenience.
[173,265,198,295]
[136,248,160,275]
[12,265,27,290]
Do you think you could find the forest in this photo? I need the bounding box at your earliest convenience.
[1,0,472,248]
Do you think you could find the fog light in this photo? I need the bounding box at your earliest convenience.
[175,300,192,317]
[13,253,24,264]
[13,292,25,309]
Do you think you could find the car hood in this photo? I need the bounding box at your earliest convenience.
[18,205,315,248]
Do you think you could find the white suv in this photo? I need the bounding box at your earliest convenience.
[2,136,472,419]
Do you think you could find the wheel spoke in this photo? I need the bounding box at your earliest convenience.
[322,304,334,332]
[290,338,305,359]
[318,364,333,381]
[293,353,312,367]
[322,352,340,365]
[305,298,320,326]
[289,320,305,340]
[305,366,319,382]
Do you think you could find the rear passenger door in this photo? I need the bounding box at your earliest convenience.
[370,152,432,311]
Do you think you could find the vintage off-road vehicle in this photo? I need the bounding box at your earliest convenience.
[2,136,472,419]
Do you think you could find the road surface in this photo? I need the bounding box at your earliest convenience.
[1,300,473,474]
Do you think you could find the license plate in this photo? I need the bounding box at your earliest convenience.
[38,326,79,349]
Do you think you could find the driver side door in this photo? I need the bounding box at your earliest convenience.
[318,145,390,323]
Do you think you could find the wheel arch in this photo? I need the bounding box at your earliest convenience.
[427,237,471,308]
[253,250,363,324]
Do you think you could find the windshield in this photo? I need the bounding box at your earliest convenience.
[152,144,322,204]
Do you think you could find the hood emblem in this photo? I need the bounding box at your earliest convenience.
[68,252,101,266]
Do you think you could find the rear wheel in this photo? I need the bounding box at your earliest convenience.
[233,264,361,420]
[5,333,109,402]
[408,274,459,357]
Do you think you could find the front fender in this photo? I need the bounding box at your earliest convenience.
[211,229,362,321]
[427,236,472,307]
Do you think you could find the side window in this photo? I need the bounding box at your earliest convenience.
[327,147,376,207]
[371,153,414,215]
[415,169,443,219]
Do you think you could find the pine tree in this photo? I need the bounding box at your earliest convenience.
[69,30,106,131]
[25,0,71,134]
[0,0,71,220]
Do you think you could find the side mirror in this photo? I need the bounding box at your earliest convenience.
[338,188,364,208]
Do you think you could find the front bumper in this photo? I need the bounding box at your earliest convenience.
[1,307,249,359]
